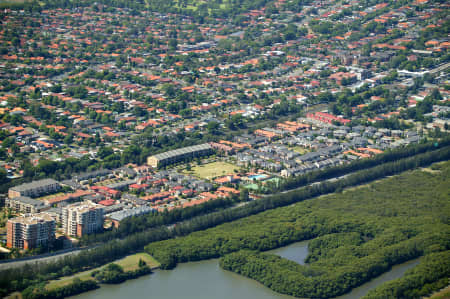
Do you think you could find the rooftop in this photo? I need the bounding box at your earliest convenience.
[9,213,54,225]
[8,196,46,207]
[108,206,154,222]
[10,179,59,192]
[152,143,212,160]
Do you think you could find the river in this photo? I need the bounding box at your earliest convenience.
[74,240,419,299]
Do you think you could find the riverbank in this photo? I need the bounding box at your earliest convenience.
[72,241,425,299]
[147,162,450,298]
[12,252,160,299]
[4,154,450,298]
[44,252,159,290]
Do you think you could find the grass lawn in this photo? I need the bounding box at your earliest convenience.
[95,178,118,186]
[5,292,22,299]
[186,161,239,180]
[37,192,65,201]
[427,286,450,299]
[46,269,95,290]
[291,146,310,155]
[264,177,280,184]
[245,183,259,191]
[421,167,441,174]
[115,252,160,271]
[45,253,159,290]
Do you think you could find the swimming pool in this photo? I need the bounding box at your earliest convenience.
[248,174,268,180]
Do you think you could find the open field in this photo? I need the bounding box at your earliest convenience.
[37,192,66,201]
[290,146,310,155]
[46,268,95,290]
[115,252,160,271]
[46,252,159,290]
[5,292,21,299]
[426,286,450,299]
[185,161,239,180]
[95,178,120,186]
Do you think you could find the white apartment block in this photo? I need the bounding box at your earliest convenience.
[62,202,104,237]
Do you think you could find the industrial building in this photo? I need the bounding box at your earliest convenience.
[147,143,213,168]
[6,213,55,250]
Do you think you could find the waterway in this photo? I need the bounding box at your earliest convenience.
[74,240,419,299]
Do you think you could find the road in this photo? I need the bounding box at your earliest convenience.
[0,169,354,271]
[0,246,93,271]
[429,62,450,74]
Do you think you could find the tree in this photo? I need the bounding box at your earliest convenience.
[226,114,245,130]
[162,84,176,97]
[37,159,58,175]
[168,39,178,51]
[138,259,147,267]
[97,147,114,159]
[118,121,127,130]
[64,133,73,145]
[10,144,20,155]
[239,188,249,201]
[207,121,220,135]
[429,88,443,101]
[100,113,110,124]
[62,265,72,276]
[0,168,7,185]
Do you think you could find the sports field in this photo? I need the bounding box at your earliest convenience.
[186,161,239,180]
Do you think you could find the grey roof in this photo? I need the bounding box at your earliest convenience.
[84,194,105,201]
[60,179,82,190]
[103,203,126,214]
[108,206,155,222]
[115,167,137,176]
[74,169,113,181]
[106,179,136,190]
[121,194,140,201]
[46,207,62,215]
[10,179,59,192]
[298,151,321,162]
[9,196,46,207]
[152,143,212,161]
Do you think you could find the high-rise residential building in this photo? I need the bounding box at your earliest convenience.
[62,202,104,237]
[6,213,55,250]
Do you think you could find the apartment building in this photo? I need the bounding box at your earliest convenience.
[8,179,60,198]
[147,143,213,168]
[62,202,104,237]
[5,196,49,214]
[6,213,55,250]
